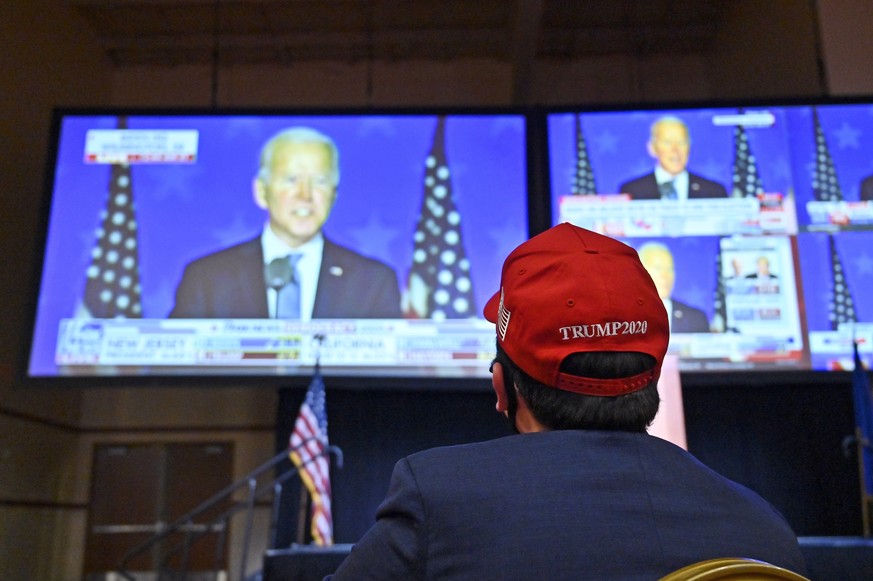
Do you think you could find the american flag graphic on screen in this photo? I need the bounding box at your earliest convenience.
[573,114,597,195]
[82,117,143,318]
[710,238,727,333]
[812,107,845,202]
[289,366,333,546]
[408,116,476,320]
[731,123,764,198]
[828,234,857,330]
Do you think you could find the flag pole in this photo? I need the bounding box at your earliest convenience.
[851,327,873,537]
[856,423,870,537]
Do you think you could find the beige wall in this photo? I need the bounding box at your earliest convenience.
[817,0,873,95]
[2,0,869,578]
[707,0,823,99]
[0,1,108,576]
[0,413,83,580]
[0,0,110,372]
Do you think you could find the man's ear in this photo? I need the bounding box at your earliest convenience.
[253,177,268,210]
[646,140,657,159]
[491,361,510,413]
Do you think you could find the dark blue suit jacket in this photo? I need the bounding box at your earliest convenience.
[169,236,402,319]
[671,298,710,333]
[620,172,728,200]
[328,431,806,580]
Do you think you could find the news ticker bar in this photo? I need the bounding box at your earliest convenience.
[805,201,873,229]
[559,194,797,237]
[809,325,873,371]
[55,318,497,367]
[54,319,873,372]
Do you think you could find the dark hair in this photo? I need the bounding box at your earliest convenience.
[494,344,660,432]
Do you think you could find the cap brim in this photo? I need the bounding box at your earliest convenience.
[483,290,501,323]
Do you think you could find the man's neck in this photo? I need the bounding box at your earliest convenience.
[261,225,323,263]
[654,165,687,182]
[513,393,548,433]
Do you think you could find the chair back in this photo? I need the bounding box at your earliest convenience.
[658,557,811,580]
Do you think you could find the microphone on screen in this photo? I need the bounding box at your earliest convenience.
[265,257,294,291]
[265,257,296,319]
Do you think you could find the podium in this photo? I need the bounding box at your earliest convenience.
[263,544,353,581]
[262,538,873,580]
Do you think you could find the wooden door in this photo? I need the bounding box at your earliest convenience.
[83,442,233,578]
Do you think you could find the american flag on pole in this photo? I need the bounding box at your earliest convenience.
[573,114,597,195]
[828,234,857,331]
[730,122,764,198]
[812,107,845,202]
[289,366,333,546]
[82,116,143,318]
[407,116,476,320]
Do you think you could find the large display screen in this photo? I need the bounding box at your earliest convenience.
[26,111,530,383]
[25,101,873,385]
[548,102,873,372]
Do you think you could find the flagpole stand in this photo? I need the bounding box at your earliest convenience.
[296,487,309,545]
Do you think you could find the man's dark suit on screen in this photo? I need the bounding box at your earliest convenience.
[169,236,402,319]
[670,298,710,333]
[327,431,806,580]
[860,175,873,201]
[620,172,728,200]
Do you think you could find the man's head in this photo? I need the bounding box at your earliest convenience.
[254,127,340,248]
[483,224,669,432]
[647,116,691,177]
[638,242,676,300]
[756,256,771,276]
[731,257,744,277]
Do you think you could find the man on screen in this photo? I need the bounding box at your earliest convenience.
[746,256,778,281]
[619,116,728,200]
[745,255,779,294]
[860,174,873,201]
[170,127,402,319]
[638,242,710,333]
[326,223,806,580]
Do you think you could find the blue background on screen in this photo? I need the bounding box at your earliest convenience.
[796,231,873,331]
[547,107,796,225]
[784,104,873,226]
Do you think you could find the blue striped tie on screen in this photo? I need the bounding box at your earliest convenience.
[659,180,677,200]
[278,254,302,319]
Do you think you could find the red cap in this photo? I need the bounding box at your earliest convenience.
[483,223,669,396]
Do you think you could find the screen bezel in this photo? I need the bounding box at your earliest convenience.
[19,106,541,390]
